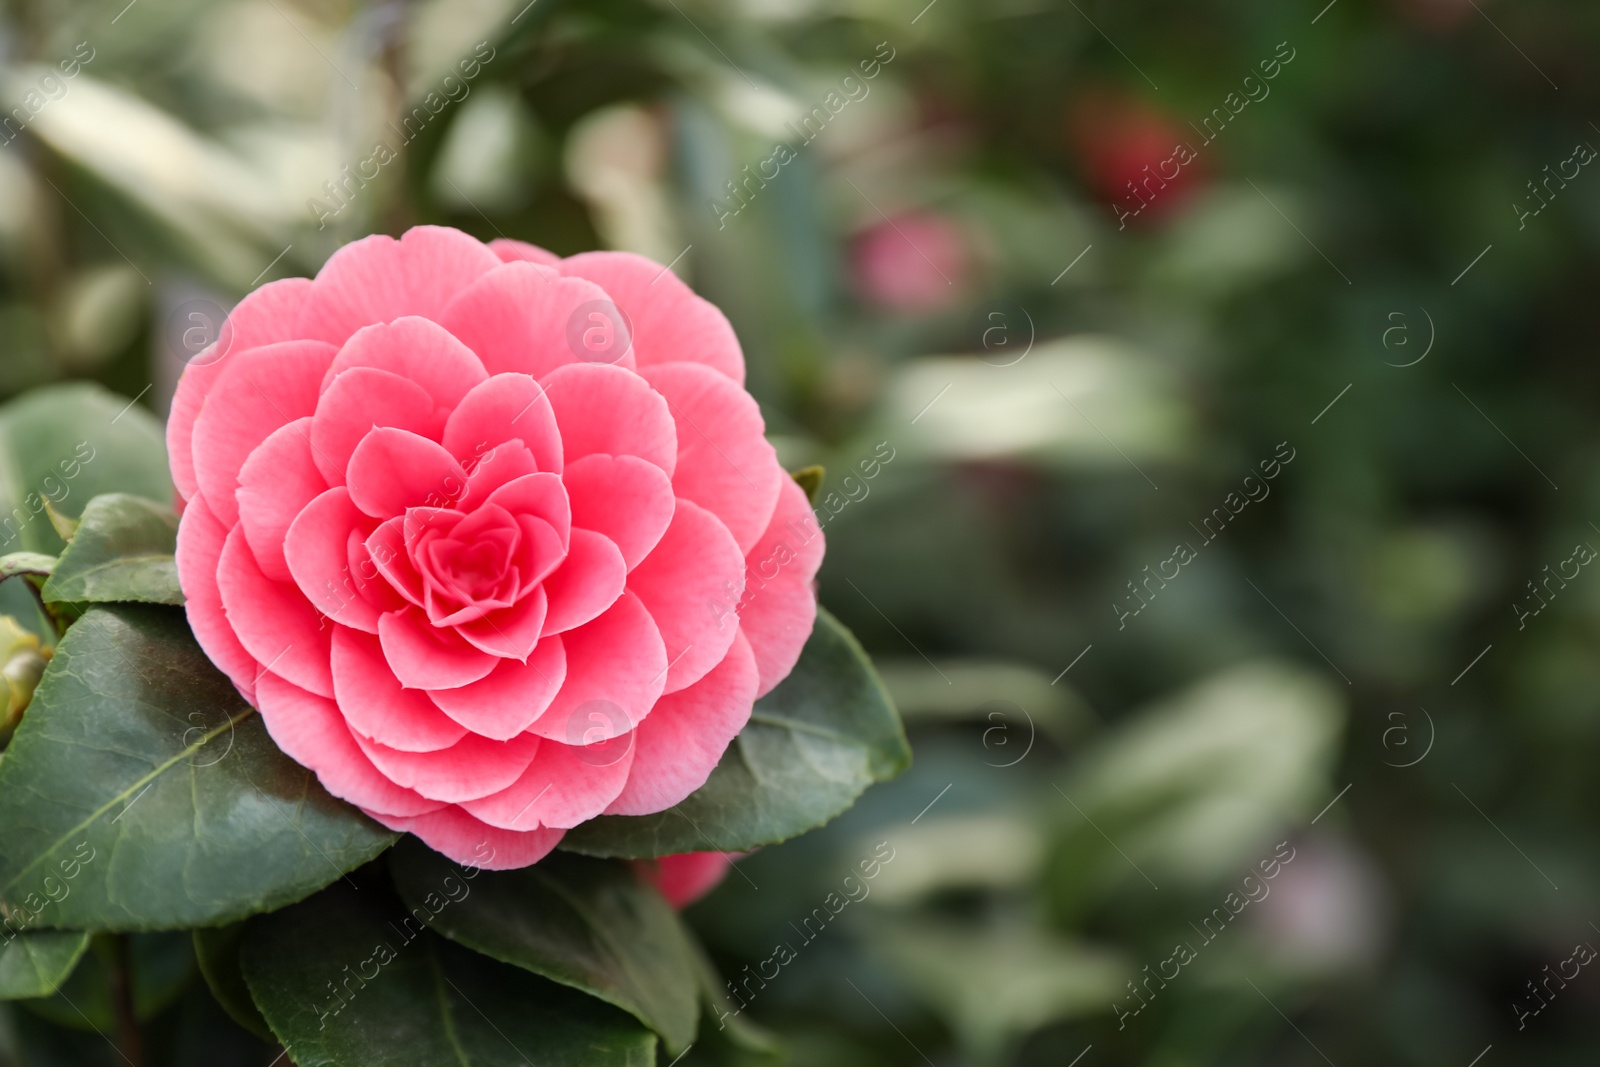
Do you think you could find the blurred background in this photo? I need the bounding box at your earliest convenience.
[0,0,1596,1063]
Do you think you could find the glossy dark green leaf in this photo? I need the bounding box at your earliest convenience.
[42,495,181,606]
[0,605,396,931]
[0,930,89,999]
[390,840,700,1053]
[20,932,195,1031]
[562,609,910,858]
[193,924,271,1040]
[0,384,171,558]
[241,882,657,1067]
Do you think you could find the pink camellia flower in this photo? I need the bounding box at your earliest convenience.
[636,851,737,909]
[169,226,823,869]
[849,210,968,313]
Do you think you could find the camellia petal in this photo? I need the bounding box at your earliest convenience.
[625,499,745,694]
[738,477,825,697]
[216,525,334,698]
[427,636,567,740]
[563,454,675,570]
[531,592,667,742]
[236,416,327,583]
[331,628,469,753]
[542,363,677,475]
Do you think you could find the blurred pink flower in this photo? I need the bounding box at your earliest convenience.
[850,210,968,312]
[637,851,738,908]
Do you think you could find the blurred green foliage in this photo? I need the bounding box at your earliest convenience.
[0,0,1596,1063]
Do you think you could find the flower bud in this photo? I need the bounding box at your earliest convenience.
[0,616,49,746]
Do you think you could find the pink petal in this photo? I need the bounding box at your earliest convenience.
[530,591,666,742]
[284,488,381,634]
[561,250,745,383]
[168,278,312,503]
[627,499,744,694]
[441,373,563,474]
[346,428,469,519]
[427,635,567,741]
[739,477,825,697]
[216,524,334,698]
[542,363,676,476]
[354,730,542,804]
[255,672,443,817]
[563,454,675,571]
[438,263,634,378]
[310,367,442,486]
[191,340,336,527]
[322,316,489,411]
[642,362,781,555]
[605,631,758,816]
[638,852,736,909]
[367,518,425,608]
[460,733,634,831]
[489,238,561,266]
[295,226,502,346]
[347,526,410,615]
[366,806,563,870]
[236,417,327,583]
[331,628,469,752]
[378,606,498,689]
[457,444,541,509]
[540,530,626,636]
[454,587,548,660]
[482,472,571,547]
[176,495,259,702]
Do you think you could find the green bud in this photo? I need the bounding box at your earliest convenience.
[0,616,49,746]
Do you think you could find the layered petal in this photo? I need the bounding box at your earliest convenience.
[323,316,488,411]
[285,488,381,633]
[605,632,758,815]
[739,477,825,697]
[378,607,498,689]
[561,250,745,383]
[191,340,335,527]
[368,806,563,870]
[427,636,566,740]
[461,734,634,831]
[331,628,469,752]
[176,495,260,701]
[563,454,674,570]
[169,277,312,502]
[354,730,542,804]
[255,672,443,817]
[643,362,781,554]
[442,373,563,474]
[346,428,469,518]
[626,499,744,693]
[439,263,634,377]
[296,226,502,346]
[236,417,326,583]
[543,363,676,475]
[310,367,441,485]
[531,592,666,742]
[216,525,333,698]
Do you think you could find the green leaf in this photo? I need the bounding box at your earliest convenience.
[193,924,272,1040]
[390,840,700,1054]
[0,605,396,931]
[41,494,182,606]
[562,608,910,858]
[0,384,171,558]
[790,465,824,504]
[0,931,89,1000]
[0,553,54,582]
[20,932,196,1031]
[241,882,658,1067]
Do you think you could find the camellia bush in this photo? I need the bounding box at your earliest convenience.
[0,227,908,1066]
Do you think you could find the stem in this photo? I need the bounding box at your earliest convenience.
[108,933,144,1067]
